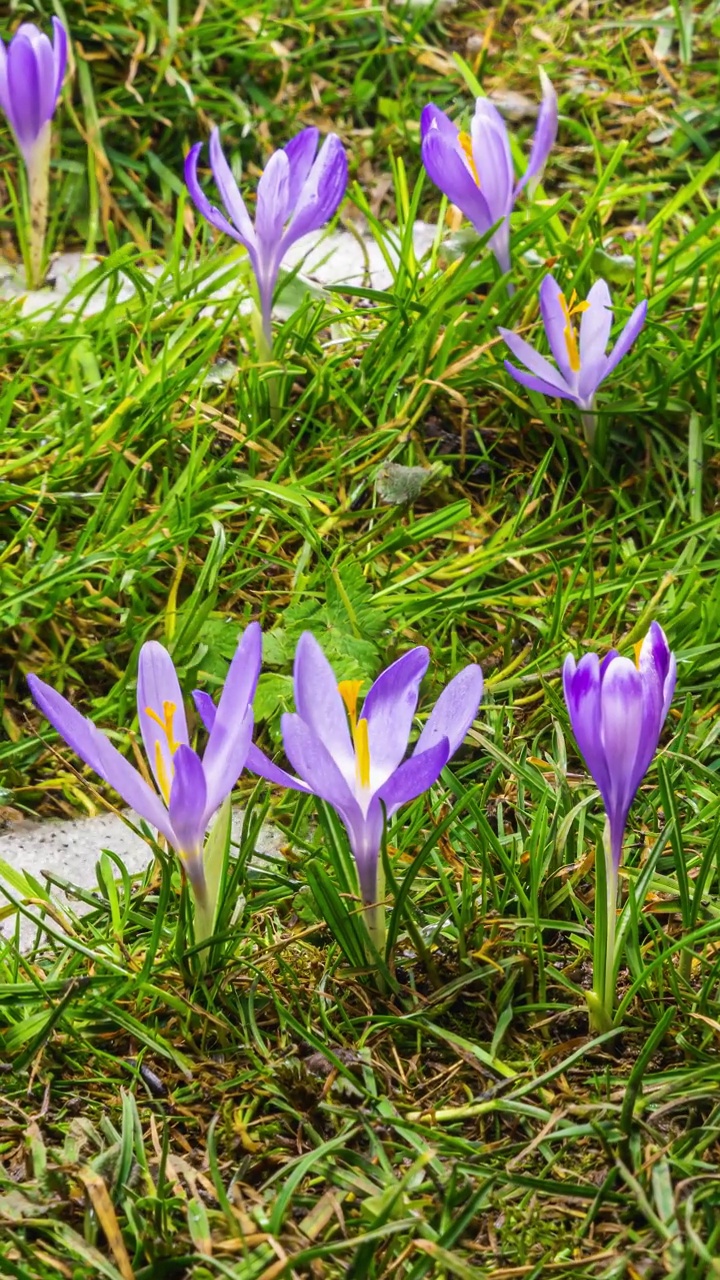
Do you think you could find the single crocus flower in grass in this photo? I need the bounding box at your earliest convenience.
[0,18,68,289]
[245,632,484,952]
[28,623,261,927]
[420,70,557,278]
[499,274,648,445]
[185,126,348,352]
[563,622,676,1029]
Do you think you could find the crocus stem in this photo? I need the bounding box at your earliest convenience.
[362,856,386,961]
[588,820,619,1033]
[25,123,52,290]
[580,411,597,447]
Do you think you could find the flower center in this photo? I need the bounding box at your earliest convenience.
[458,131,480,186]
[337,680,371,790]
[557,291,589,374]
[145,700,179,803]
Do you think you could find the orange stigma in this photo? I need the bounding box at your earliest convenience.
[458,131,480,186]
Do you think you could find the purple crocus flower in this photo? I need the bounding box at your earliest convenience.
[185,126,348,348]
[0,18,67,167]
[499,275,648,439]
[240,633,483,928]
[420,71,557,276]
[563,622,676,873]
[28,623,261,904]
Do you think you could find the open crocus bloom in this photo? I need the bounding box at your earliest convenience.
[563,621,676,871]
[245,632,484,913]
[28,623,262,904]
[499,274,648,421]
[185,126,348,347]
[0,18,67,167]
[420,71,557,275]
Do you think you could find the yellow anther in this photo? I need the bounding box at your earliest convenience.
[145,700,179,753]
[337,680,363,731]
[557,291,582,374]
[355,717,371,790]
[458,131,480,186]
[634,640,644,668]
[154,740,171,804]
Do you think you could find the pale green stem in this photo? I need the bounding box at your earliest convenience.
[362,857,386,962]
[25,123,52,291]
[580,410,597,447]
[587,820,619,1033]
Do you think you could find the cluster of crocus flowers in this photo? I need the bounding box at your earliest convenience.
[420,71,557,278]
[499,276,648,445]
[248,633,484,950]
[0,18,67,290]
[185,126,348,353]
[28,623,262,943]
[563,622,676,1029]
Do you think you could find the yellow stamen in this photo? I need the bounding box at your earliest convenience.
[337,680,363,732]
[458,131,480,186]
[354,717,371,789]
[145,700,179,753]
[154,740,171,804]
[634,640,644,668]
[557,291,591,375]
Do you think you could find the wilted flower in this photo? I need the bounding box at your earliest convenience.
[420,71,557,276]
[185,126,348,349]
[247,632,483,947]
[499,275,648,443]
[28,623,262,910]
[563,621,676,1028]
[0,18,68,289]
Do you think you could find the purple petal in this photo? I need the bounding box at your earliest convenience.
[421,126,494,236]
[27,674,174,843]
[255,148,291,248]
[281,712,364,829]
[470,98,514,223]
[498,326,574,396]
[360,647,430,788]
[52,18,68,103]
[504,361,579,403]
[136,642,189,802]
[539,275,576,384]
[577,279,613,404]
[420,103,458,144]
[293,633,354,781]
[562,653,612,803]
[599,656,645,842]
[514,69,558,197]
[246,742,310,792]
[281,133,348,250]
[168,744,208,857]
[414,664,484,759]
[7,33,42,148]
[603,299,648,379]
[345,801,384,905]
[19,25,56,130]
[375,738,450,817]
[208,126,257,247]
[283,126,319,207]
[185,141,250,247]
[201,621,262,814]
[193,690,216,734]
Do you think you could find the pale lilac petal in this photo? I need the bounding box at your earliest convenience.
[168,745,208,857]
[283,127,319,207]
[577,279,613,403]
[599,656,645,830]
[202,621,262,787]
[293,633,354,780]
[420,103,458,144]
[27,675,174,843]
[504,361,579,403]
[498,326,574,395]
[375,738,450,818]
[185,142,250,247]
[208,126,257,246]
[246,742,310,792]
[514,69,558,197]
[136,642,189,801]
[414,664,484,758]
[281,712,363,828]
[0,41,8,118]
[471,99,514,222]
[563,653,612,803]
[281,134,347,249]
[346,801,384,905]
[539,275,575,383]
[202,709,253,821]
[361,648,430,789]
[52,18,68,102]
[421,126,494,235]
[255,148,291,249]
[603,299,648,379]
[193,690,216,734]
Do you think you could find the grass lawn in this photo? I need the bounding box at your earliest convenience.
[2,0,720,1275]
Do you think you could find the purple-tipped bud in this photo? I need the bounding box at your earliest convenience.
[0,18,67,165]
